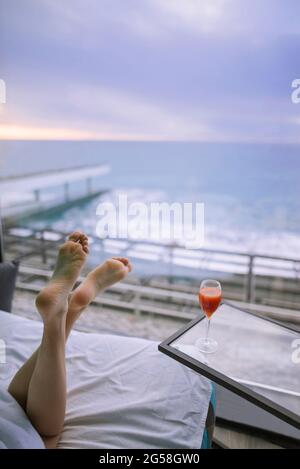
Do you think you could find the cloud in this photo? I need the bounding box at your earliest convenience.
[1,72,300,143]
[65,84,211,138]
[0,81,213,141]
[1,0,300,142]
[149,0,227,35]
[148,0,300,38]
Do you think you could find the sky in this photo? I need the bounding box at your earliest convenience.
[0,0,300,142]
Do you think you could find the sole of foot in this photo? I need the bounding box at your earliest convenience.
[67,257,132,318]
[35,231,89,322]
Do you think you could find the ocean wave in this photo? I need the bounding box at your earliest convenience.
[26,187,300,262]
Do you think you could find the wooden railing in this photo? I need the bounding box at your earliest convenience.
[3,225,300,310]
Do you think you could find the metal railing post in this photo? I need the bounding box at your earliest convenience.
[168,243,175,284]
[40,231,47,265]
[246,255,255,303]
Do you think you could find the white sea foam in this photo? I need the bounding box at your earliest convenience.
[93,189,300,259]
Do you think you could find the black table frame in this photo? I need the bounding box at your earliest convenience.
[158,302,300,430]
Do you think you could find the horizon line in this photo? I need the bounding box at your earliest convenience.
[0,137,300,145]
[0,125,299,145]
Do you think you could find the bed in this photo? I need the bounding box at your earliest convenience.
[0,310,213,449]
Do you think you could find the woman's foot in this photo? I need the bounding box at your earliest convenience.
[35,231,89,323]
[67,257,132,325]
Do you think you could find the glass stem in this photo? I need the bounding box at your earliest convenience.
[205,318,211,344]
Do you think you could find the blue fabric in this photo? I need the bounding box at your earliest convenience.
[201,383,216,449]
[0,387,45,449]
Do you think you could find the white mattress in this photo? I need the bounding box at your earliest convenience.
[0,311,211,449]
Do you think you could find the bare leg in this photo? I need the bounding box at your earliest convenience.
[24,233,88,438]
[8,232,88,411]
[39,257,131,448]
[26,317,66,436]
[8,254,131,419]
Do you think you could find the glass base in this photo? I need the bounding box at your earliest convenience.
[196,337,218,354]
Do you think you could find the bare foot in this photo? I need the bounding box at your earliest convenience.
[35,231,89,322]
[67,257,132,324]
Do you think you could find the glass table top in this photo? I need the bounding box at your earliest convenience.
[169,303,300,425]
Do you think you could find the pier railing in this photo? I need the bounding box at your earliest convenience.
[0,163,110,220]
[3,225,300,310]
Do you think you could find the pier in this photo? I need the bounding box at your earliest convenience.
[0,163,110,221]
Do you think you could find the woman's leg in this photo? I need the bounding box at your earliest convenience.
[8,252,131,418]
[26,315,67,437]
[24,233,88,439]
[30,255,132,448]
[30,257,133,435]
[8,232,88,424]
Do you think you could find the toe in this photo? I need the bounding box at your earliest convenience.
[81,235,89,254]
[112,257,132,273]
[68,232,89,254]
[82,243,89,254]
[79,233,88,243]
[120,258,132,272]
[113,257,128,265]
[68,231,83,243]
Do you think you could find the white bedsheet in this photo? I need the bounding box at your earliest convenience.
[0,311,211,449]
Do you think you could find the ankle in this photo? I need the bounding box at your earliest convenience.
[43,314,67,336]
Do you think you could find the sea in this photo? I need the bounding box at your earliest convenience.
[1,140,300,268]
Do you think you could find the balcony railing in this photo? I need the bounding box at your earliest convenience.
[3,225,300,311]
